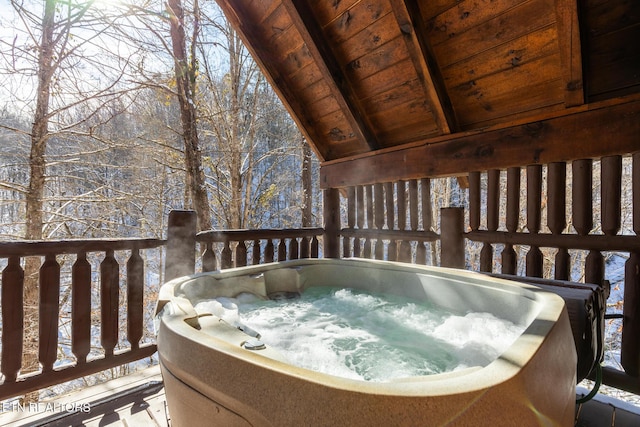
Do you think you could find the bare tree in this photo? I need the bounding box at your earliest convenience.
[166,0,212,231]
[1,0,148,402]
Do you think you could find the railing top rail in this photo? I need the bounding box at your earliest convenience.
[339,228,440,242]
[196,227,324,242]
[0,238,166,258]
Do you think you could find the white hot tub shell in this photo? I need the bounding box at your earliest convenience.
[156,258,577,426]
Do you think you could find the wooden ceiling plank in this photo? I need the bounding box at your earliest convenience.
[554,0,585,106]
[281,0,380,151]
[389,0,458,134]
[320,96,640,188]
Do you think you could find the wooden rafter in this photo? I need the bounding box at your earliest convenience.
[281,0,380,151]
[388,0,458,134]
[555,0,585,107]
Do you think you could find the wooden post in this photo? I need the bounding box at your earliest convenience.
[440,207,465,268]
[622,152,640,376]
[165,210,197,281]
[323,188,341,258]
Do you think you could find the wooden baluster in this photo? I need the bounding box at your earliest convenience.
[385,182,395,229]
[127,248,144,350]
[221,240,232,269]
[289,238,299,260]
[311,236,319,258]
[364,185,373,258]
[2,256,24,382]
[398,179,418,263]
[254,240,263,264]
[39,254,60,372]
[548,162,569,280]
[421,178,432,231]
[236,240,247,267]
[265,239,274,263]
[388,240,397,261]
[525,165,543,277]
[622,152,640,376]
[101,250,119,357]
[301,236,310,258]
[344,187,355,257]
[202,241,217,271]
[419,178,432,265]
[416,242,427,265]
[502,167,520,274]
[278,239,287,261]
[398,242,412,263]
[441,208,465,268]
[323,187,341,258]
[397,180,407,230]
[481,170,500,272]
[374,183,385,260]
[386,181,397,261]
[397,180,411,262]
[354,185,364,257]
[623,251,640,376]
[409,179,419,232]
[469,171,481,232]
[585,156,621,286]
[573,159,602,284]
[72,252,91,364]
[573,159,593,236]
[602,155,622,236]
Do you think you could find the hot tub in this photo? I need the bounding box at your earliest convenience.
[155,258,576,426]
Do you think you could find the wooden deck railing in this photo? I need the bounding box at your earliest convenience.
[328,154,640,394]
[459,154,640,394]
[0,238,164,401]
[336,179,442,264]
[197,228,323,271]
[0,218,325,402]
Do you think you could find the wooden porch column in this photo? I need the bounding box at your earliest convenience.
[165,210,197,281]
[323,188,341,258]
[440,207,465,268]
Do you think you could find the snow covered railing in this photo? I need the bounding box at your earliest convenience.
[0,238,163,401]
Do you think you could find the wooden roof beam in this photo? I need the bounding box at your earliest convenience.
[555,0,585,107]
[320,96,640,188]
[281,0,380,151]
[389,0,458,134]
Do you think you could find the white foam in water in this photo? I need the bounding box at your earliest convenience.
[201,287,526,382]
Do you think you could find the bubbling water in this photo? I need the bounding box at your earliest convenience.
[194,287,526,382]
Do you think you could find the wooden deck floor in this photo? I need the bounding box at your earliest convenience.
[1,366,640,426]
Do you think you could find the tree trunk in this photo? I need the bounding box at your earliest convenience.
[20,0,58,404]
[167,0,212,232]
[302,141,313,227]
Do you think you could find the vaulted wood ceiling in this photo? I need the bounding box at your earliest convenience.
[215,0,640,188]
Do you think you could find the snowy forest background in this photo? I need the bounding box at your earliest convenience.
[0,0,635,403]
